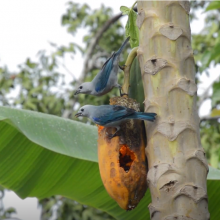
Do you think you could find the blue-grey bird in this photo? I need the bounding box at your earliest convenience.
[75,105,157,138]
[74,37,130,96]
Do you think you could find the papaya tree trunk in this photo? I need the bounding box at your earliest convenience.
[137,1,210,219]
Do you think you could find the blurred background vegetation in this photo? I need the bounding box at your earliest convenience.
[0,1,220,219]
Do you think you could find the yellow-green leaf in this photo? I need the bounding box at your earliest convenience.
[125,9,139,48]
[120,6,130,15]
[205,1,220,11]
[211,109,220,117]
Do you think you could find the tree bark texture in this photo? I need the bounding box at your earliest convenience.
[137,1,210,219]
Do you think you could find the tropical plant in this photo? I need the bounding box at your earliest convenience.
[0,1,220,220]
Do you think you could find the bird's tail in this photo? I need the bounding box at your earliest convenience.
[131,112,157,122]
[115,36,130,55]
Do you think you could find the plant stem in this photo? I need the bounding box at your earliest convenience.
[122,47,138,95]
[131,1,137,10]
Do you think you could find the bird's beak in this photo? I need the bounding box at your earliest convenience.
[74,90,80,96]
[75,112,82,118]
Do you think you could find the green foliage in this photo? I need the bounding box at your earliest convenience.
[0,1,220,219]
[52,198,115,220]
[120,2,139,48]
[60,2,127,113]
[120,6,130,15]
[39,196,115,220]
[201,122,220,169]
[0,2,130,219]
[0,67,14,106]
[212,78,220,108]
[128,57,144,111]
[192,1,220,72]
[0,2,128,117]
[14,55,66,115]
[62,2,125,54]
[62,3,90,35]
[0,52,69,116]
[200,77,220,169]
[0,106,151,220]
[0,107,220,220]
[192,23,220,72]
[191,1,220,171]
[205,1,220,12]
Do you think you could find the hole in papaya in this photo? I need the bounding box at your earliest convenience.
[119,145,136,172]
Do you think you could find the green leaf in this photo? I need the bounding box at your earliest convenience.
[0,106,151,219]
[212,80,220,107]
[0,107,97,162]
[0,106,220,219]
[122,2,139,48]
[205,1,220,11]
[209,43,220,63]
[26,58,37,69]
[4,207,17,214]
[120,6,130,15]
[211,109,220,117]
[125,10,139,48]
[128,57,144,111]
[201,50,212,68]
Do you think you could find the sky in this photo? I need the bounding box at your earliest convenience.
[0,1,218,220]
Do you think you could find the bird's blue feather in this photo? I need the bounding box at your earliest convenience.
[95,53,116,92]
[94,37,130,93]
[127,112,157,122]
[92,105,134,125]
[91,105,157,125]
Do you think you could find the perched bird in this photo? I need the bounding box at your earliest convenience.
[74,37,130,97]
[75,105,157,138]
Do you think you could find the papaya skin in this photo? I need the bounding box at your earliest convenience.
[97,97,148,210]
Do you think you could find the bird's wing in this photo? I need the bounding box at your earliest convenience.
[92,105,135,125]
[94,52,117,93]
[101,53,114,70]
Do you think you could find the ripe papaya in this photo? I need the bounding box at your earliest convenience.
[97,96,148,210]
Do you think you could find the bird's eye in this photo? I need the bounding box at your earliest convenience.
[79,86,83,89]
[81,108,84,112]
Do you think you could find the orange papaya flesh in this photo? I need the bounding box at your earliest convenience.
[97,96,148,210]
[119,145,136,172]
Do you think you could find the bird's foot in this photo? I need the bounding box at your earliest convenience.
[118,85,123,97]
[119,65,126,71]
[117,85,128,97]
[118,86,128,97]
[119,89,128,97]
[120,92,128,97]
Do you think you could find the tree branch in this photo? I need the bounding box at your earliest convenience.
[200,115,220,123]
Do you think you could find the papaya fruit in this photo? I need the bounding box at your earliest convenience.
[97,96,148,210]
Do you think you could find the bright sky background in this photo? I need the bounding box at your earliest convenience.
[0,1,219,220]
